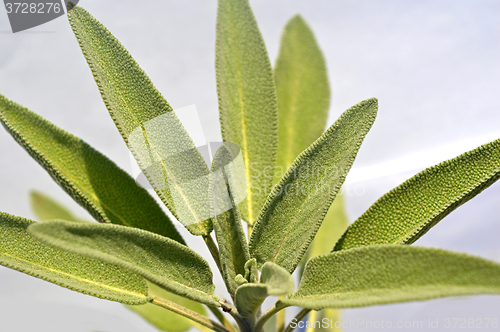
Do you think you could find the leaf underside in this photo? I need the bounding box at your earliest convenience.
[249,99,377,274]
[281,245,500,310]
[335,138,500,251]
[0,94,184,243]
[28,221,219,307]
[216,0,279,225]
[0,212,149,304]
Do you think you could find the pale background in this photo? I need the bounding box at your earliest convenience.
[0,1,499,331]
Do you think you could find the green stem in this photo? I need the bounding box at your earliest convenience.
[152,296,231,332]
[276,297,286,332]
[203,233,224,276]
[207,305,238,332]
[305,311,317,332]
[254,304,288,332]
[282,309,310,332]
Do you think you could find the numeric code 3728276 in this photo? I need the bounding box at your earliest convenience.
[5,2,62,14]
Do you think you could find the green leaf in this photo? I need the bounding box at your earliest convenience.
[298,195,348,330]
[28,221,219,307]
[305,194,348,262]
[128,282,206,332]
[249,99,377,273]
[30,190,85,222]
[234,262,293,317]
[274,15,330,179]
[0,94,184,243]
[335,138,500,251]
[67,5,211,235]
[280,245,500,310]
[216,0,279,225]
[0,212,149,304]
[211,144,250,296]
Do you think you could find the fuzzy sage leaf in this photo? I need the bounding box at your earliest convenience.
[216,0,279,225]
[280,245,500,310]
[67,5,212,235]
[28,221,219,307]
[335,138,500,251]
[249,99,377,273]
[211,144,250,296]
[0,212,149,304]
[0,95,183,243]
[275,15,330,178]
[234,262,294,318]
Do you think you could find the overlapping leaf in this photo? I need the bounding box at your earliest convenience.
[67,4,211,235]
[335,138,500,251]
[249,99,377,273]
[216,0,278,225]
[274,15,330,180]
[128,282,206,332]
[0,94,183,243]
[28,221,219,307]
[0,212,149,304]
[234,262,294,317]
[211,144,250,296]
[30,190,86,222]
[280,245,500,310]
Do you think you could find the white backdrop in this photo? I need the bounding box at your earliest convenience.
[0,1,499,331]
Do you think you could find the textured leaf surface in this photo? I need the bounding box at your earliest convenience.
[305,194,348,261]
[211,144,250,296]
[67,5,211,235]
[235,262,293,317]
[0,212,149,304]
[216,0,278,225]
[274,15,330,179]
[281,245,500,310]
[30,190,86,222]
[335,138,500,251]
[28,221,219,306]
[249,99,377,273]
[128,282,206,332]
[0,94,184,243]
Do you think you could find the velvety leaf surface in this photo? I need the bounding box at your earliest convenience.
[281,245,500,310]
[0,94,184,243]
[335,138,500,251]
[211,144,250,296]
[67,5,211,235]
[28,221,219,307]
[0,212,149,304]
[216,0,278,225]
[30,190,85,222]
[128,282,206,332]
[305,194,348,261]
[249,99,377,273]
[274,15,330,179]
[300,195,348,330]
[234,262,293,317]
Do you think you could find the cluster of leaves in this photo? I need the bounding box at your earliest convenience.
[1,1,500,332]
